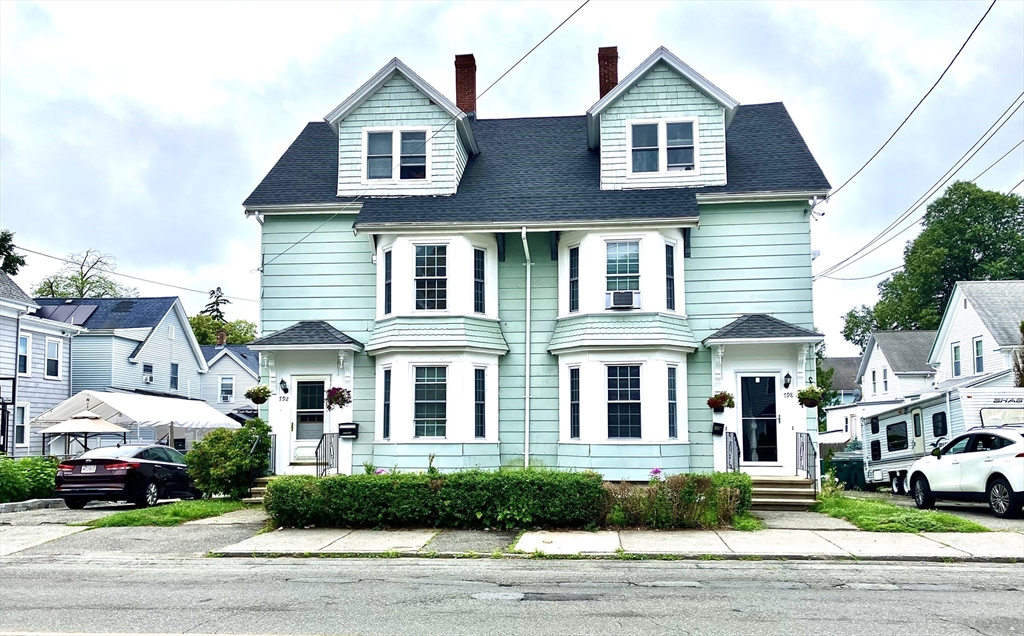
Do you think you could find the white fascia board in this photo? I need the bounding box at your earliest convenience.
[19,315,87,337]
[248,343,363,352]
[244,203,363,215]
[927,284,963,365]
[353,217,701,235]
[363,344,508,356]
[323,57,479,155]
[0,298,37,314]
[128,300,209,373]
[855,335,876,384]
[548,343,698,355]
[703,335,824,346]
[586,46,740,148]
[207,349,260,381]
[696,190,830,204]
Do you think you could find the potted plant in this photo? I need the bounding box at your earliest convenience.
[325,386,352,411]
[244,385,271,405]
[797,384,825,408]
[707,391,735,413]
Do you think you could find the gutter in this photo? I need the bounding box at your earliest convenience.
[521,228,531,469]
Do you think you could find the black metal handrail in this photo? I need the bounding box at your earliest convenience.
[725,431,740,472]
[315,432,339,478]
[248,433,276,488]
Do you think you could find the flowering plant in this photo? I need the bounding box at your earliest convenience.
[796,384,825,408]
[325,386,352,411]
[649,467,663,482]
[707,391,735,410]
[244,385,271,404]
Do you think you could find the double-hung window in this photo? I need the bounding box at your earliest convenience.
[17,334,30,375]
[607,241,640,293]
[569,247,580,313]
[665,244,676,311]
[170,363,179,390]
[400,131,427,180]
[45,338,61,379]
[14,405,27,446]
[366,132,393,179]
[666,122,695,171]
[473,249,485,314]
[607,365,641,439]
[668,366,678,439]
[382,369,392,439]
[383,250,392,315]
[414,366,446,437]
[474,368,486,438]
[952,344,961,377]
[143,363,154,384]
[882,368,888,392]
[220,376,235,403]
[366,130,427,180]
[569,367,580,439]
[295,381,325,440]
[973,338,984,373]
[415,245,447,310]
[629,120,698,175]
[631,123,659,173]
[871,370,877,395]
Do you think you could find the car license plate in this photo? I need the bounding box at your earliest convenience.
[81,465,96,473]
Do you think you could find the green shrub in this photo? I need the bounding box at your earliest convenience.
[184,418,271,499]
[603,472,753,529]
[0,458,30,503]
[265,468,605,530]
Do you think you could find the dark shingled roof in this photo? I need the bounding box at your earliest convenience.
[958,281,1024,347]
[200,344,260,375]
[823,357,862,392]
[705,314,823,342]
[250,320,362,348]
[0,272,34,306]
[242,103,830,226]
[33,297,176,330]
[871,331,937,374]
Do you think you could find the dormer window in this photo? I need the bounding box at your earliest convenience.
[627,118,700,177]
[364,128,430,181]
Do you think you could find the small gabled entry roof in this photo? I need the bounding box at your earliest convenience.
[703,314,822,346]
[586,46,740,149]
[249,320,363,352]
[323,57,479,155]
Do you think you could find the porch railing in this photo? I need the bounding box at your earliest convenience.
[796,432,817,493]
[315,432,339,478]
[725,432,740,472]
[248,433,276,487]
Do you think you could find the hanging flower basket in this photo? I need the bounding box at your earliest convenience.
[325,386,352,411]
[796,384,825,409]
[707,391,735,413]
[244,385,271,405]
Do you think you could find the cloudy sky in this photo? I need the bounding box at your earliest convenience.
[1,0,1022,356]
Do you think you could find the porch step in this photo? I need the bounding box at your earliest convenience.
[751,497,820,511]
[246,476,278,504]
[750,477,817,511]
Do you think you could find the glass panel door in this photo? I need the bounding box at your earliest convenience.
[295,381,326,440]
[740,376,778,462]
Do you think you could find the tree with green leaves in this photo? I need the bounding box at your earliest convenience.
[33,249,137,298]
[814,343,840,432]
[842,181,1024,349]
[0,229,27,275]
[200,287,231,322]
[1013,321,1024,388]
[188,315,258,345]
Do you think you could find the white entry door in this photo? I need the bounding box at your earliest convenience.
[739,375,779,463]
[291,378,327,464]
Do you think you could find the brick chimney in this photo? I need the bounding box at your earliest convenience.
[216,329,227,347]
[455,53,477,115]
[598,46,618,98]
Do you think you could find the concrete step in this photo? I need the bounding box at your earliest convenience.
[751,497,818,511]
[750,477,815,486]
[241,497,263,505]
[249,487,267,496]
[253,476,277,485]
[752,487,816,496]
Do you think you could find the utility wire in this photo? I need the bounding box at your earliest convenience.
[259,0,592,271]
[819,264,904,281]
[972,139,1024,182]
[15,245,259,303]
[816,91,1024,279]
[823,0,997,203]
[1011,176,1024,192]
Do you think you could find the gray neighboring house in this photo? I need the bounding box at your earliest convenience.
[34,297,209,399]
[200,341,260,417]
[0,272,85,457]
[823,356,862,405]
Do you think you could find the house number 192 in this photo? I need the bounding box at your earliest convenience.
[279,395,289,402]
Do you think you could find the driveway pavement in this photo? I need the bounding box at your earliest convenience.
[845,491,1024,531]
[0,502,131,527]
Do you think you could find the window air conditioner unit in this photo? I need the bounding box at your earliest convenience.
[606,291,641,310]
[142,374,153,384]
[220,395,232,403]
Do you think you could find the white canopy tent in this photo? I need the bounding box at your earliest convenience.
[35,410,130,455]
[32,391,239,454]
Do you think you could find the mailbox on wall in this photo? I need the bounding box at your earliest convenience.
[711,422,725,436]
[339,422,359,439]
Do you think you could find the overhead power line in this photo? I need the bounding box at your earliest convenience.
[259,0,592,271]
[819,264,904,282]
[972,139,1024,182]
[823,0,997,203]
[15,245,259,303]
[815,91,1024,280]
[1011,176,1024,192]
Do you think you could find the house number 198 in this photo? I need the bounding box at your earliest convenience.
[783,392,794,398]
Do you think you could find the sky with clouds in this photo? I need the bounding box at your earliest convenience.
[1,0,1021,356]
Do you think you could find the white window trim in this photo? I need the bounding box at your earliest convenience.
[625,117,701,179]
[379,364,393,441]
[170,363,179,390]
[412,363,448,439]
[219,375,236,403]
[604,361,644,441]
[169,325,176,340]
[382,247,393,316]
[665,239,677,313]
[15,403,30,448]
[17,333,31,377]
[951,342,961,378]
[972,336,984,374]
[360,126,433,184]
[473,365,487,439]
[411,241,450,314]
[143,363,154,384]
[871,370,877,395]
[44,337,62,380]
[882,367,888,393]
[471,244,488,316]
[604,237,643,311]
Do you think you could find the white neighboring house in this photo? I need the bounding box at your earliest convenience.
[927,281,1024,388]
[199,343,260,418]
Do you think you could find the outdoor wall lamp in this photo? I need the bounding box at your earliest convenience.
[783,373,792,389]
[279,379,289,394]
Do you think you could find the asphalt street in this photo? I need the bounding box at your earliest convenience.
[1,556,1021,635]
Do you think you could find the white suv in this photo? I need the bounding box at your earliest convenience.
[906,425,1024,519]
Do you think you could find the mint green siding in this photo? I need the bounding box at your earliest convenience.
[336,74,466,196]
[367,316,508,353]
[373,443,500,472]
[600,61,727,189]
[558,443,689,480]
[497,233,560,468]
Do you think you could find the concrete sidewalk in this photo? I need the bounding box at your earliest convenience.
[215,527,1024,562]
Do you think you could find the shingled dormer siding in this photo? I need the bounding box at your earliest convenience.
[599,61,726,190]
[336,74,467,197]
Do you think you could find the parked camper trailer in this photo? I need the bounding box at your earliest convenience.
[861,383,1024,493]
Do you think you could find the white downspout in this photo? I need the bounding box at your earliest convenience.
[521,227,531,469]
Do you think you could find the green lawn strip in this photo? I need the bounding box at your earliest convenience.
[85,500,249,528]
[814,496,989,533]
[731,513,764,531]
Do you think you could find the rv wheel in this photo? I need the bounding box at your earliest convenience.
[890,473,904,495]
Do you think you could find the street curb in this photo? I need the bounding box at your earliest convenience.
[0,499,66,514]
[206,550,1020,564]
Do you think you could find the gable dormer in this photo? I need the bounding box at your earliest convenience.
[326,57,479,197]
[587,47,738,191]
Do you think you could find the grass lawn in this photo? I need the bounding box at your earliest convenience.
[815,495,989,533]
[732,512,765,531]
[85,500,250,528]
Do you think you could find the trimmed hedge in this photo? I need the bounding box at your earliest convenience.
[0,456,58,503]
[263,468,752,530]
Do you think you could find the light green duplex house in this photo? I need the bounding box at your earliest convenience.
[244,46,830,480]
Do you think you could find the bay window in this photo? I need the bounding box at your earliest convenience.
[414,366,446,438]
[607,365,641,439]
[415,245,447,310]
